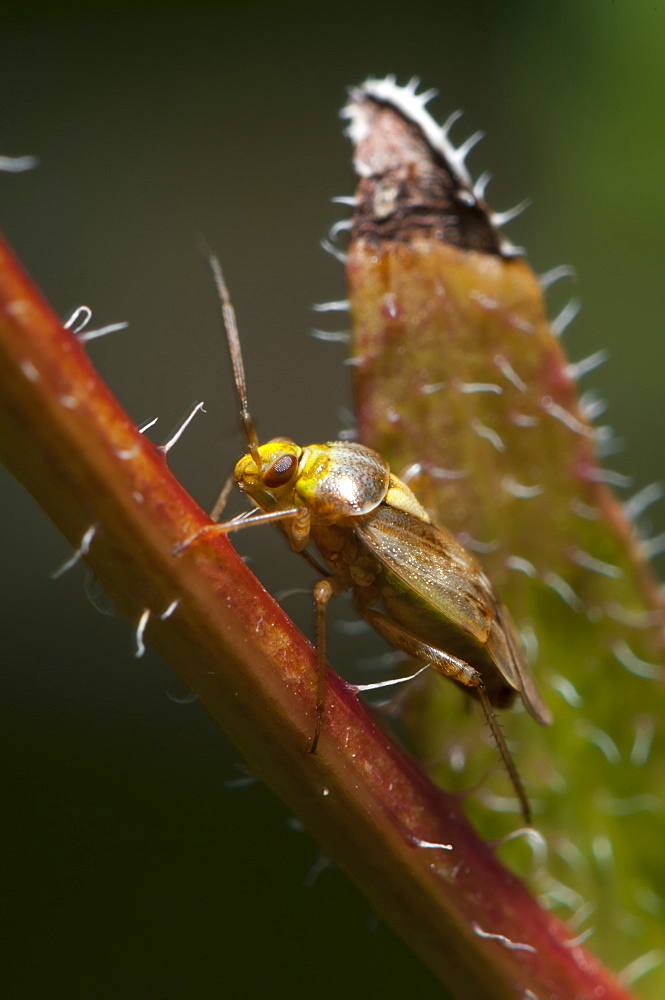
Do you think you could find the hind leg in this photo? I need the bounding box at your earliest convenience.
[361,608,532,824]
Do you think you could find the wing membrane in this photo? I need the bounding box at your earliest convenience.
[355,505,551,724]
[356,505,493,637]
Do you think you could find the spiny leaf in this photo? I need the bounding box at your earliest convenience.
[343,77,665,997]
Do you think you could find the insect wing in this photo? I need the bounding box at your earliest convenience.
[489,602,552,725]
[355,505,551,725]
[356,505,495,644]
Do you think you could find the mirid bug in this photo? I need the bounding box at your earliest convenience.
[182,253,552,824]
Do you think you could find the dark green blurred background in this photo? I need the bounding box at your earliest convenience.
[2,2,664,997]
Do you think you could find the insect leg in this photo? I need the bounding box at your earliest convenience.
[474,684,531,825]
[310,576,344,754]
[173,507,309,555]
[361,609,532,824]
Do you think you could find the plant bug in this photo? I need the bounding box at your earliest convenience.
[182,252,552,824]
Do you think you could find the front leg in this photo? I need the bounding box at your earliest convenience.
[361,608,532,824]
[173,505,310,555]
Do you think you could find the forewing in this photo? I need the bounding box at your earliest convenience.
[489,603,553,725]
[355,505,494,644]
[356,505,552,724]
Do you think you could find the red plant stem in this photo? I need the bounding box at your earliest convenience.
[0,232,637,1000]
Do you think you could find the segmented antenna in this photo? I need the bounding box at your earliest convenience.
[204,248,262,467]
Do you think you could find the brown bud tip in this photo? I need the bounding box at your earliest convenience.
[342,77,516,255]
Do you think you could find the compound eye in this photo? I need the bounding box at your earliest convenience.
[264,453,298,489]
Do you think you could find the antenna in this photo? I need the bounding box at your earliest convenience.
[204,246,262,468]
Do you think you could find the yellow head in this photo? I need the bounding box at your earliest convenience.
[233,439,303,511]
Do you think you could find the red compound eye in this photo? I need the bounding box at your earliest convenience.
[264,453,297,488]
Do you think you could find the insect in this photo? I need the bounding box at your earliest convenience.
[183,252,552,824]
